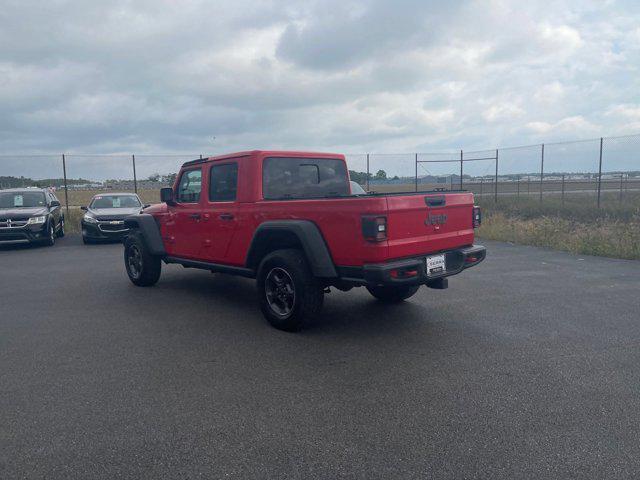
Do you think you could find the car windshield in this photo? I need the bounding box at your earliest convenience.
[0,191,46,208]
[90,195,141,209]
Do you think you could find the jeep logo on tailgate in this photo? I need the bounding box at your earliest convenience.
[425,213,447,225]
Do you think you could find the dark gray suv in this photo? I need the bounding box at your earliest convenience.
[0,188,65,246]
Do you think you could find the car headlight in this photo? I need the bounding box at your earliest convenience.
[27,216,47,225]
[83,214,98,224]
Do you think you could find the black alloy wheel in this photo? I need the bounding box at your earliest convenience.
[264,267,296,318]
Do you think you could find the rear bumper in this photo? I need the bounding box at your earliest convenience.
[338,245,486,287]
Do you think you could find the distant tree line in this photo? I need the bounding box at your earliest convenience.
[0,176,93,189]
[349,169,401,185]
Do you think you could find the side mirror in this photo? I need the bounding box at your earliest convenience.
[160,187,175,205]
[80,206,88,211]
[50,200,61,207]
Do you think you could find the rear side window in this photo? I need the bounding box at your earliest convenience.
[262,157,349,199]
[176,169,202,203]
[209,163,238,201]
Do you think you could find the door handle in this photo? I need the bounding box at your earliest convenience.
[219,213,234,221]
[189,213,201,220]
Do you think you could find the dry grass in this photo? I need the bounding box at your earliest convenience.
[63,208,85,234]
[59,189,161,207]
[477,193,640,260]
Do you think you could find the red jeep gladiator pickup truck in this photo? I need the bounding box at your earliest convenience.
[123,150,485,331]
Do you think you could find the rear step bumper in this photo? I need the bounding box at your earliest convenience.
[339,245,486,287]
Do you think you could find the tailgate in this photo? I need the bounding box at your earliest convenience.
[385,193,475,259]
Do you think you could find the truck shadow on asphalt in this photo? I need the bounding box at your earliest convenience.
[155,269,429,336]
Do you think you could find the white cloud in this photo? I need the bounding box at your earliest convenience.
[525,116,599,136]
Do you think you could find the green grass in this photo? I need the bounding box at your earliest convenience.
[477,193,640,260]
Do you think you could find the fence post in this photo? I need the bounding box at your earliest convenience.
[459,150,463,190]
[620,174,624,202]
[366,154,370,192]
[625,173,629,195]
[480,178,483,197]
[415,153,418,192]
[539,144,544,202]
[561,174,565,206]
[494,149,499,203]
[597,137,603,208]
[517,176,520,197]
[132,154,138,194]
[200,154,203,159]
[527,176,530,195]
[62,154,69,215]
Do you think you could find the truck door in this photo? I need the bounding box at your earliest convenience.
[199,161,239,264]
[165,167,203,259]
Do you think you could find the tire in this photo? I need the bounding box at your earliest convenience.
[256,249,324,331]
[82,235,92,245]
[366,284,420,303]
[124,231,161,287]
[43,221,56,247]
[56,217,65,238]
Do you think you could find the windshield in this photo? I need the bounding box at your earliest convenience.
[90,195,141,209]
[0,191,46,208]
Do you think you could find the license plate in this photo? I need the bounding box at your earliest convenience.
[425,254,446,276]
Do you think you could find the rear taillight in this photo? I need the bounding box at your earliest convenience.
[472,206,482,228]
[362,216,387,242]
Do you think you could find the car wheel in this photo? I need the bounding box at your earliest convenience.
[56,217,65,238]
[124,231,161,286]
[82,234,92,245]
[256,249,324,331]
[43,222,56,247]
[366,285,420,303]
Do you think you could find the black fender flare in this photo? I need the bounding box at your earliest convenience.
[124,214,166,256]
[246,220,337,278]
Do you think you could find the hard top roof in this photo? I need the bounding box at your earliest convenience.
[182,150,344,168]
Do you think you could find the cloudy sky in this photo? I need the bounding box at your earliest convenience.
[1,0,639,177]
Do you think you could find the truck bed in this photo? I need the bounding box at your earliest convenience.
[225,191,476,267]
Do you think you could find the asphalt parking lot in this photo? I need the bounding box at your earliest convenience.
[1,236,639,479]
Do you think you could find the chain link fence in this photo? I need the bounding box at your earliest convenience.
[345,134,639,208]
[1,134,638,211]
